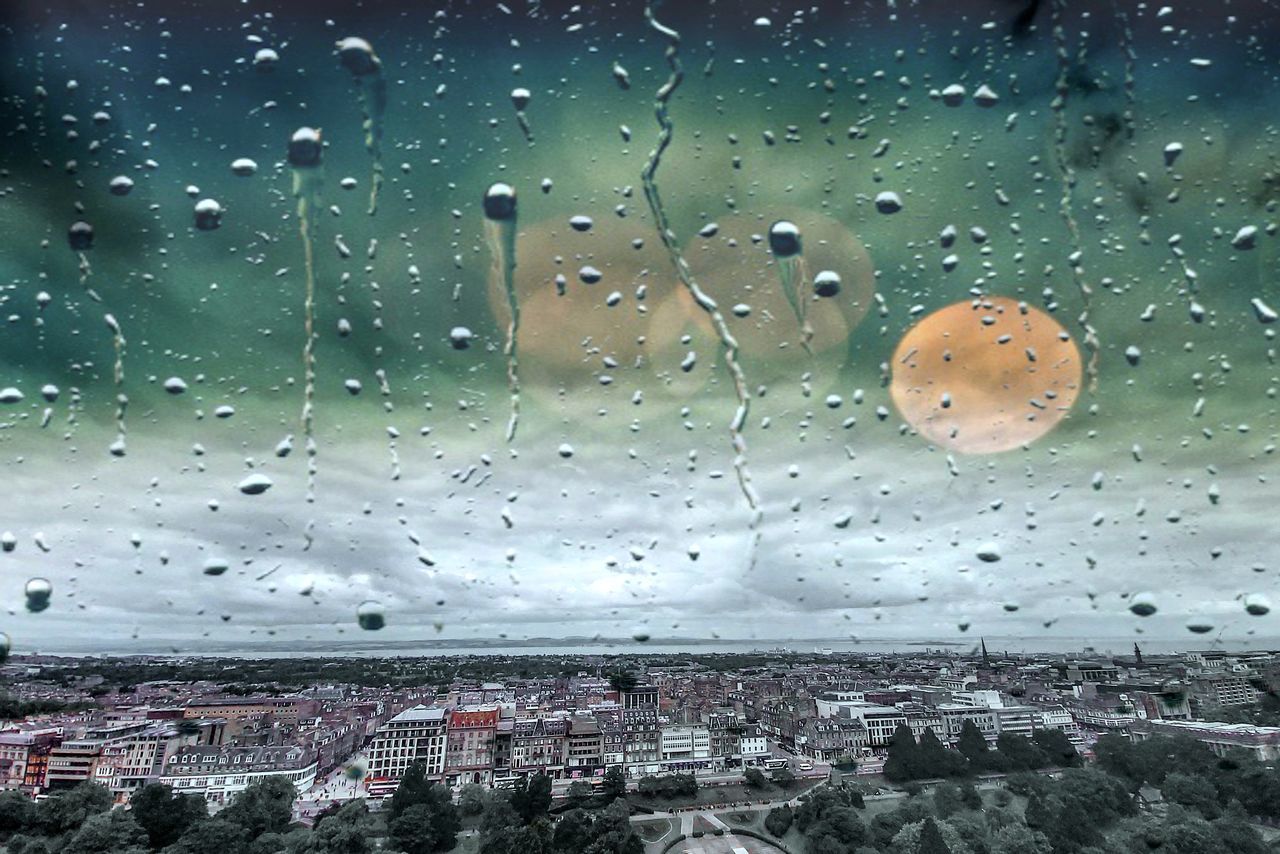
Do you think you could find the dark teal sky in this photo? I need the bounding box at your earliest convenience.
[0,0,1278,651]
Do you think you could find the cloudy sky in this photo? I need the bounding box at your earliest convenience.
[1,0,1279,653]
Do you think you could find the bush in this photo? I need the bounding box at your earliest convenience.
[765,806,794,837]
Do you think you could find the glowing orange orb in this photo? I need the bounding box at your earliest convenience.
[890,296,1082,454]
[487,209,875,395]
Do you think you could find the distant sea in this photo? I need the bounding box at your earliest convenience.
[28,635,1280,659]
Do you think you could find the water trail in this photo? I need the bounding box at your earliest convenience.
[104,313,126,457]
[639,1,763,568]
[1115,6,1137,141]
[768,220,814,356]
[67,221,100,302]
[511,88,533,143]
[1050,0,1100,392]
[289,127,324,506]
[482,183,520,442]
[68,222,128,453]
[336,38,386,217]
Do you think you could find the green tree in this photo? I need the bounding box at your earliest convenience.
[163,818,250,854]
[129,783,208,849]
[219,776,295,839]
[918,729,969,778]
[606,671,638,694]
[917,817,953,854]
[480,793,521,835]
[955,720,990,771]
[580,800,641,854]
[40,783,113,836]
[1024,792,1051,830]
[1032,729,1080,767]
[479,818,553,854]
[7,834,52,854]
[600,766,626,801]
[458,783,487,817]
[743,767,769,788]
[0,789,37,835]
[772,767,796,788]
[995,733,1048,772]
[884,723,920,783]
[1211,803,1268,854]
[387,798,460,853]
[931,782,963,818]
[803,807,866,854]
[563,780,592,807]
[1162,771,1220,819]
[551,808,594,852]
[510,773,553,824]
[765,805,793,837]
[62,810,148,854]
[294,801,373,854]
[387,762,435,822]
[990,824,1052,854]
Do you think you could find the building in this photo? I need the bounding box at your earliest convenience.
[159,745,317,805]
[565,716,603,776]
[659,725,712,770]
[837,703,907,748]
[510,717,567,776]
[93,723,199,803]
[444,707,500,787]
[621,707,660,777]
[0,729,61,793]
[795,717,867,762]
[621,686,660,710]
[739,726,769,760]
[1131,719,1280,762]
[366,706,448,790]
[1188,675,1259,711]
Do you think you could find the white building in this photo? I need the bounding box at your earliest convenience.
[659,725,711,765]
[159,745,316,806]
[739,726,768,759]
[1132,720,1280,762]
[366,705,448,784]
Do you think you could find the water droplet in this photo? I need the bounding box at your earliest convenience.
[238,474,273,496]
[357,600,386,630]
[1128,592,1158,617]
[24,578,52,613]
[193,199,223,231]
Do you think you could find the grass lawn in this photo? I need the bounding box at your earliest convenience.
[632,779,820,812]
[634,818,675,844]
[692,815,720,835]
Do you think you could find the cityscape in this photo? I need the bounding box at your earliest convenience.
[0,643,1275,852]
[2,0,1278,850]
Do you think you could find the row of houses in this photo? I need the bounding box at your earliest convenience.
[365,693,769,793]
[0,691,403,805]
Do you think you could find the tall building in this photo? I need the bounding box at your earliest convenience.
[621,685,660,710]
[444,707,500,786]
[366,706,448,790]
[0,729,61,793]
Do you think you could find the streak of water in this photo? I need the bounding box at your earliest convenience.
[640,1,762,568]
[289,127,324,505]
[483,183,520,443]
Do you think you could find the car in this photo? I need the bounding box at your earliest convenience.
[799,762,814,771]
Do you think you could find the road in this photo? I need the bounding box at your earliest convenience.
[294,755,370,822]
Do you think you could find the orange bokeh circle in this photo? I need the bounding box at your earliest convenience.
[889,296,1082,454]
